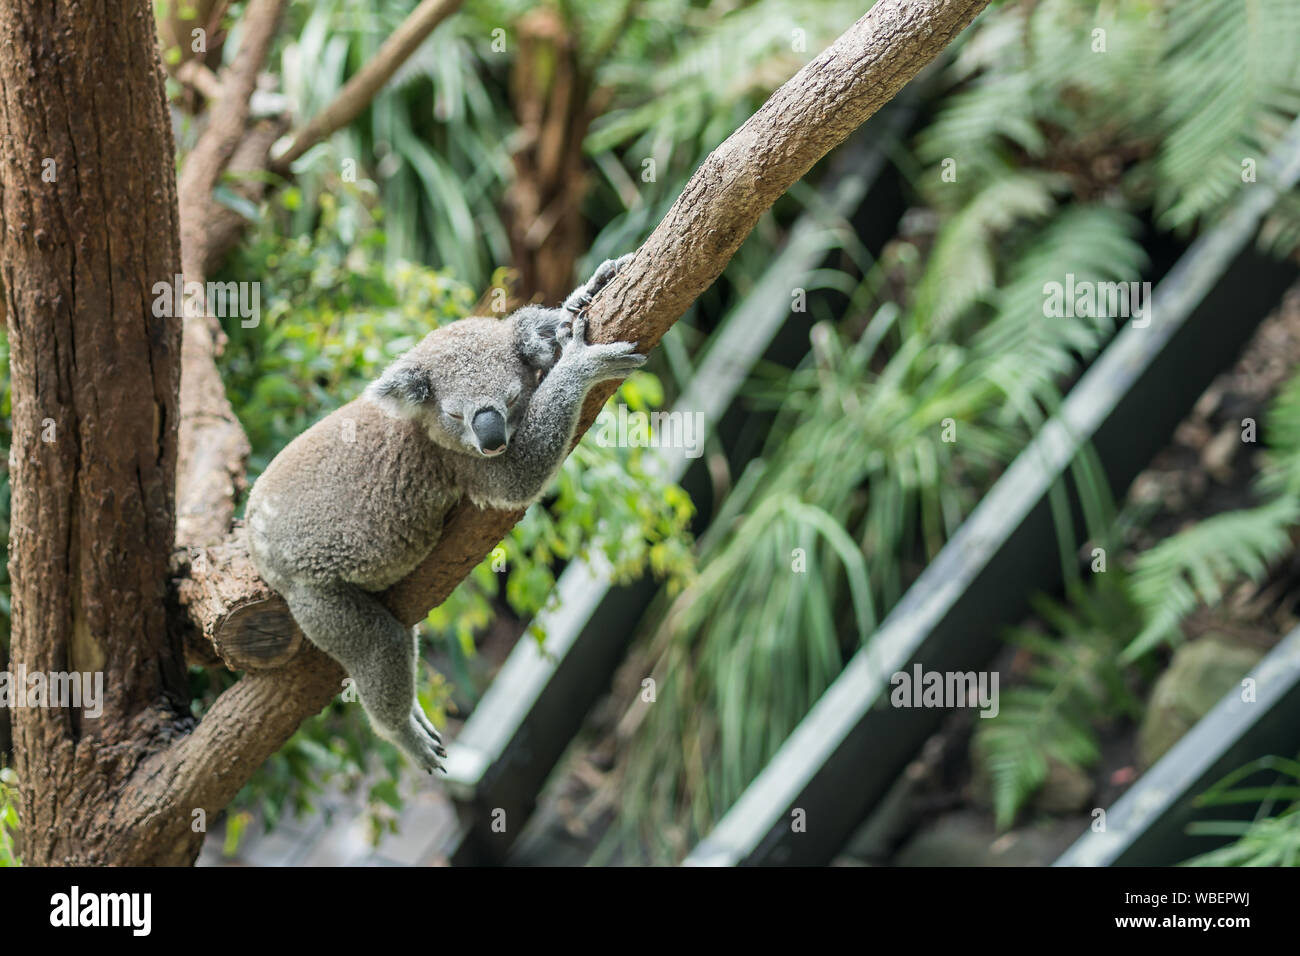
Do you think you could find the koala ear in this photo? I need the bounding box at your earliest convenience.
[513,305,566,370]
[366,359,434,419]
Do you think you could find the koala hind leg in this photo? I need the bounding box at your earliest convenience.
[563,253,634,315]
[285,582,446,772]
[408,629,442,745]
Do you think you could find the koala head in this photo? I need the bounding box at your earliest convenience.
[366,317,537,458]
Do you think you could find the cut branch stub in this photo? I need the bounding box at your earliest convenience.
[191,502,526,667]
[177,532,302,671]
[215,595,302,670]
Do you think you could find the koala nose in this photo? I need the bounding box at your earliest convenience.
[471,407,507,456]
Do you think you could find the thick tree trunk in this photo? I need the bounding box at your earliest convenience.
[0,0,190,864]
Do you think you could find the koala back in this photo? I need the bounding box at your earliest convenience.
[246,396,458,594]
[247,311,552,595]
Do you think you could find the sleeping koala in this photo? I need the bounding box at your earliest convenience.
[245,255,643,772]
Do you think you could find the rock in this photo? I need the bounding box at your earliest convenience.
[892,810,1082,866]
[1200,424,1242,482]
[1137,635,1263,768]
[1032,757,1094,814]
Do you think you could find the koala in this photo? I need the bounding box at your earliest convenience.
[245,255,643,772]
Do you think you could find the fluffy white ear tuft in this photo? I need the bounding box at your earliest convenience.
[365,360,434,419]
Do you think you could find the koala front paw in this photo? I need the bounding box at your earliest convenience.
[558,313,646,382]
[584,341,648,383]
[559,312,589,352]
[555,315,577,349]
[587,253,633,296]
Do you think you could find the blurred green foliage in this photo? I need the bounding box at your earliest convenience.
[975,357,1300,830]
[605,0,1300,862]
[0,766,18,867]
[1185,755,1300,866]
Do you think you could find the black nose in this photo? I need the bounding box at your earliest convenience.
[471,408,507,454]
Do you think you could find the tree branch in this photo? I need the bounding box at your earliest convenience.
[269,0,465,174]
[175,59,224,102]
[177,0,286,281]
[174,0,286,559]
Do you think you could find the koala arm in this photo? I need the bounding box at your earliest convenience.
[514,255,634,370]
[461,313,645,509]
[514,305,569,371]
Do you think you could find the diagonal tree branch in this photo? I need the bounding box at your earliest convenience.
[178,0,287,282]
[269,0,465,174]
[158,0,992,840]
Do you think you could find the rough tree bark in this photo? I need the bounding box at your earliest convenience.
[0,0,189,863]
[2,0,989,865]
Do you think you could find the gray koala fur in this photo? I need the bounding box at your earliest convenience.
[245,255,642,772]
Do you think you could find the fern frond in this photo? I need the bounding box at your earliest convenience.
[975,577,1139,829]
[1184,756,1300,866]
[1259,365,1300,496]
[1155,0,1300,229]
[976,204,1146,415]
[1258,188,1300,258]
[1123,497,1300,661]
[910,171,1062,333]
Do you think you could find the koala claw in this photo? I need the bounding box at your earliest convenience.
[591,253,633,291]
[565,292,593,316]
[412,703,442,743]
[588,342,647,381]
[563,253,633,315]
[401,711,446,774]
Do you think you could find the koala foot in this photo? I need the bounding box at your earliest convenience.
[396,713,446,774]
[587,341,648,382]
[412,702,444,749]
[564,253,634,316]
